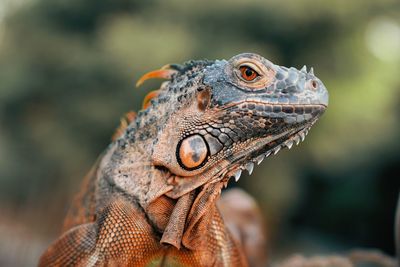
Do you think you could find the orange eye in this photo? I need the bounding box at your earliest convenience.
[239,66,259,81]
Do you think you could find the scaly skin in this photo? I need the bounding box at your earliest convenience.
[39,53,328,267]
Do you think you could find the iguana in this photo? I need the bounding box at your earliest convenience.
[39,53,328,267]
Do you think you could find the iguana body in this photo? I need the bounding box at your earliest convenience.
[39,53,328,267]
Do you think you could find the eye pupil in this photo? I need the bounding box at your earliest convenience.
[245,68,253,77]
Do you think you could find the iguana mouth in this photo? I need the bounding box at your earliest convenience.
[208,101,326,183]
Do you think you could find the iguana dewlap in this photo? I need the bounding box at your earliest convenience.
[39,53,329,267]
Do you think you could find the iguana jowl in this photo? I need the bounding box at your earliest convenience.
[39,53,329,267]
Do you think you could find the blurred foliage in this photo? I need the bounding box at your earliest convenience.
[0,0,399,265]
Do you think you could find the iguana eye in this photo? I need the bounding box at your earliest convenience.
[177,135,209,170]
[239,65,259,81]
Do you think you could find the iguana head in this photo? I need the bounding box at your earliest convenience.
[133,53,328,198]
[110,53,328,248]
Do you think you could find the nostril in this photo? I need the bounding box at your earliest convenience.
[310,80,318,90]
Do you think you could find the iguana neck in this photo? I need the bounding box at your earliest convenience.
[96,138,219,251]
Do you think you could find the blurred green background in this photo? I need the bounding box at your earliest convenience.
[0,0,399,266]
